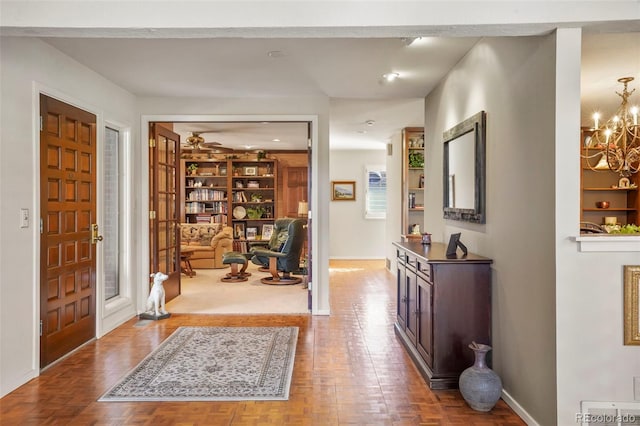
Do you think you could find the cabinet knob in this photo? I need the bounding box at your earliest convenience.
[413,310,420,316]
[401,296,407,303]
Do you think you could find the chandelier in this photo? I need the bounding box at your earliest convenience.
[583,77,640,177]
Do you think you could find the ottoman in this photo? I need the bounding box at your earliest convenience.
[221,251,251,282]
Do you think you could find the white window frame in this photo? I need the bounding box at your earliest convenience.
[365,164,387,220]
[98,120,136,337]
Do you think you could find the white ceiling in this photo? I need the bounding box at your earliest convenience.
[40,32,640,150]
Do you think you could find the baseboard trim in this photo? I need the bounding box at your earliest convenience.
[329,256,385,260]
[501,388,540,425]
[0,368,38,398]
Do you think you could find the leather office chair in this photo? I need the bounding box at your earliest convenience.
[250,218,305,285]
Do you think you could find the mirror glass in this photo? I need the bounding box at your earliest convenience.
[446,130,475,209]
[443,111,486,223]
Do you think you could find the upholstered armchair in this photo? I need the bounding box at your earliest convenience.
[250,218,305,285]
[180,224,233,269]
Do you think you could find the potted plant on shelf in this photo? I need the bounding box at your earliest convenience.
[187,163,198,176]
[246,206,265,219]
[408,151,424,168]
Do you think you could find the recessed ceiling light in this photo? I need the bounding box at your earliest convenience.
[357,130,367,134]
[272,138,280,142]
[383,73,399,82]
[401,37,420,46]
[366,120,375,126]
[401,36,430,46]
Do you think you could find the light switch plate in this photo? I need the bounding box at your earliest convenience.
[20,208,29,228]
[634,376,640,400]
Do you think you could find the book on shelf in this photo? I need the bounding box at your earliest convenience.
[232,240,248,253]
[187,189,226,201]
[234,191,247,202]
[195,214,212,223]
[186,202,205,214]
[210,214,227,225]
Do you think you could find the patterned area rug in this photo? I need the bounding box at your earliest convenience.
[99,326,298,401]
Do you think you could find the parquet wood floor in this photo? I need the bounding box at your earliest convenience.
[0,260,525,425]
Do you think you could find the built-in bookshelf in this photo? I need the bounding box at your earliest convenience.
[580,127,639,228]
[181,157,278,241]
[401,127,425,236]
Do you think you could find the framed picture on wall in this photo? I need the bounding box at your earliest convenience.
[244,166,257,176]
[624,265,640,345]
[332,181,355,201]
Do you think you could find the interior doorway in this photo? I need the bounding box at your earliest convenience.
[147,119,312,314]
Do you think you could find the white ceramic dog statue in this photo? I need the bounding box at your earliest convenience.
[146,272,169,317]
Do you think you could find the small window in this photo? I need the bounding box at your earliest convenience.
[365,165,386,219]
[104,126,121,300]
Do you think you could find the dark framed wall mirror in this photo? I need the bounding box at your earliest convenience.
[442,110,486,224]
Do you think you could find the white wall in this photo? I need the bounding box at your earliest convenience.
[425,31,640,426]
[555,29,640,426]
[386,131,404,271]
[424,36,558,425]
[329,149,386,259]
[0,37,137,397]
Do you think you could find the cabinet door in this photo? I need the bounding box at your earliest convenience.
[396,261,407,330]
[416,276,433,368]
[282,166,308,218]
[405,265,418,345]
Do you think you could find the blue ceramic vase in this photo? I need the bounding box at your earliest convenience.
[459,342,502,412]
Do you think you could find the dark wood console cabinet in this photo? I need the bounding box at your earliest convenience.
[393,241,492,389]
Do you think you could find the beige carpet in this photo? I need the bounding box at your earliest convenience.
[166,263,309,314]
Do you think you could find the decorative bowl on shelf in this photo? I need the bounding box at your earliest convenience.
[595,201,610,209]
[232,206,246,219]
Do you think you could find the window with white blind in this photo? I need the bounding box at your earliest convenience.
[365,165,387,219]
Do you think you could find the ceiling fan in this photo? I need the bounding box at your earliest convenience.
[181,131,233,153]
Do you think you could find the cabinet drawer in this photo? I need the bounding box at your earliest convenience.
[396,248,406,265]
[405,253,417,270]
[417,259,432,281]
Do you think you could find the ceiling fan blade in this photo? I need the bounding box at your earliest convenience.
[201,141,223,147]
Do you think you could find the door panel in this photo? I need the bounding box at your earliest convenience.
[405,256,418,345]
[283,167,308,217]
[416,277,433,367]
[40,94,97,368]
[396,260,407,330]
[149,124,181,302]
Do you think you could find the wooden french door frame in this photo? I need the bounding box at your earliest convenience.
[306,122,313,311]
[148,124,181,302]
[39,94,98,368]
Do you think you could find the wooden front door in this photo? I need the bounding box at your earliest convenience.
[149,124,181,302]
[39,95,97,368]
